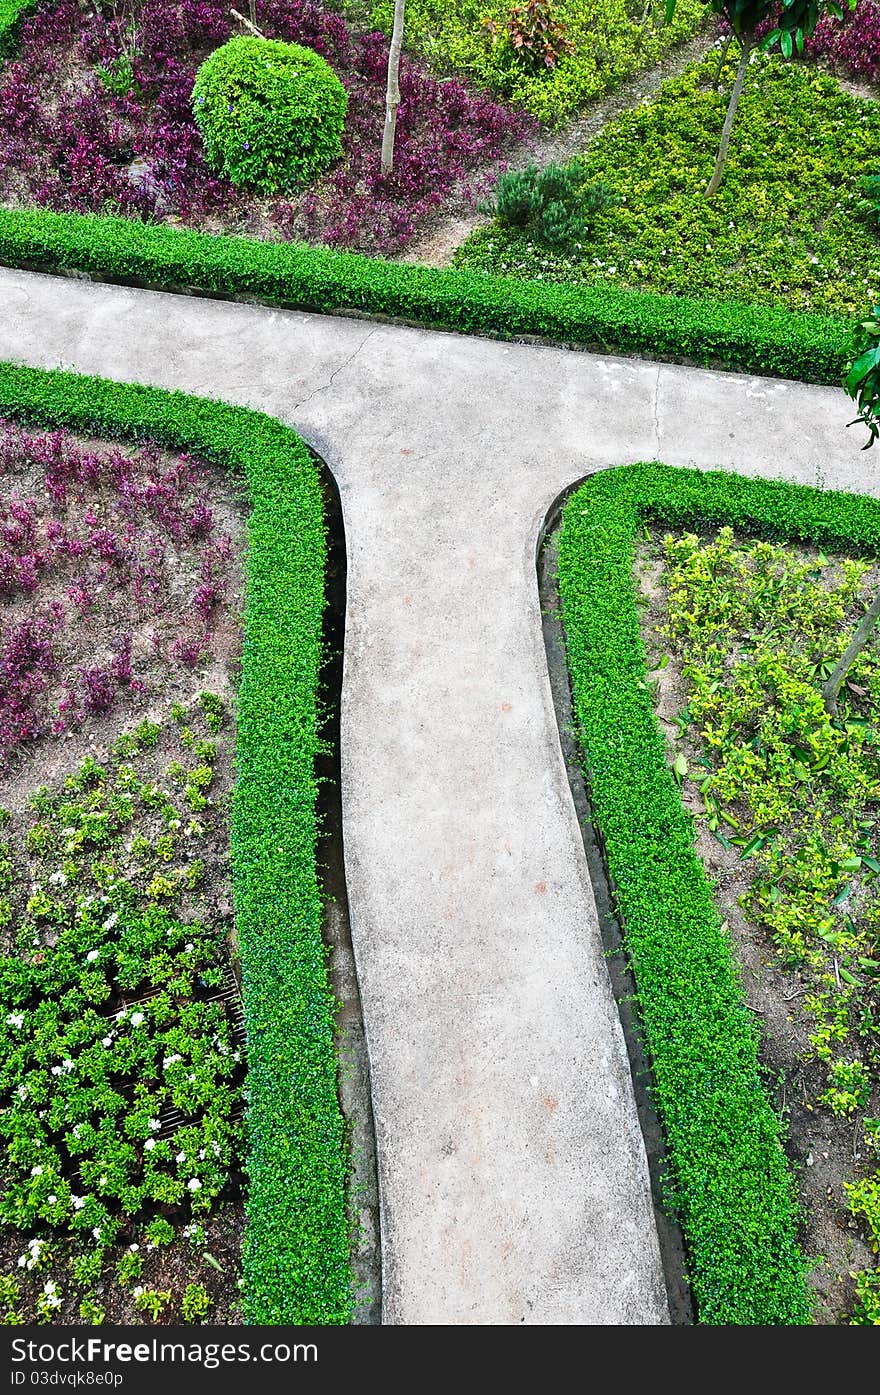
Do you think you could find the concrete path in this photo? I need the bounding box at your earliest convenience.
[0,268,868,1325]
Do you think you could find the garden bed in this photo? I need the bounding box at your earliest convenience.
[0,0,532,255]
[636,525,880,1324]
[457,48,880,317]
[0,364,350,1325]
[556,463,880,1324]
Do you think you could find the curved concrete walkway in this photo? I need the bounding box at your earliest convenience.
[0,268,869,1325]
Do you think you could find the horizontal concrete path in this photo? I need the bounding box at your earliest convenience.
[0,269,869,1324]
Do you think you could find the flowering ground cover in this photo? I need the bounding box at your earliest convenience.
[0,0,533,255]
[456,49,880,316]
[0,416,249,1323]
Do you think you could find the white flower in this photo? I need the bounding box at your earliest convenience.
[102,1036,112,1048]
[6,1012,24,1029]
[71,1196,86,1210]
[184,943,194,953]
[102,913,118,931]
[131,1012,145,1028]
[163,1054,182,1068]
[198,1150,205,1160]
[17,1085,27,1100]
[63,1059,74,1072]
[86,950,99,963]
[17,1256,26,1269]
[144,1138,156,1152]
[92,1227,101,1239]
[187,1178,201,1191]
[49,871,67,886]
[51,1065,63,1076]
[132,1285,144,1298]
[47,1194,57,1204]
[175,1151,186,1163]
[149,1118,160,1131]
[129,1244,139,1253]
[31,1166,43,1177]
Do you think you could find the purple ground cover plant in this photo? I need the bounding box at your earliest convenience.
[0,417,239,766]
[0,0,534,253]
[806,0,880,83]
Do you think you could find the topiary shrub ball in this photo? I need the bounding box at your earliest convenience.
[191,36,348,194]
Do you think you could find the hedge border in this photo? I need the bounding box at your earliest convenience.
[557,461,880,1325]
[0,206,853,385]
[0,360,352,1325]
[0,2,856,382]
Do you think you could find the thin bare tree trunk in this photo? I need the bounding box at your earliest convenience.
[231,6,264,37]
[705,33,752,198]
[381,0,406,176]
[249,0,256,26]
[822,588,880,716]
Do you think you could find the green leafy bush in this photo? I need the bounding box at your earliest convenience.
[360,0,707,124]
[480,159,617,248]
[457,49,880,316]
[191,36,347,194]
[0,206,854,383]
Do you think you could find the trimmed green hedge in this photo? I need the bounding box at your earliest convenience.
[558,462,880,1324]
[0,206,853,384]
[0,361,352,1325]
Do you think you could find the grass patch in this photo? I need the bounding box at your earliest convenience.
[457,49,880,316]
[0,362,351,1324]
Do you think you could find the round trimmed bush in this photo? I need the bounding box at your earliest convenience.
[191,36,347,194]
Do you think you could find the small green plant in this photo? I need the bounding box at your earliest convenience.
[78,1297,105,1324]
[181,1282,212,1322]
[480,159,616,248]
[819,1058,872,1116]
[191,37,348,194]
[0,1275,22,1324]
[133,1287,172,1321]
[116,1249,144,1286]
[144,1217,175,1249]
[94,55,140,98]
[198,692,225,733]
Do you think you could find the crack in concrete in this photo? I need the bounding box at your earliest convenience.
[294,325,379,414]
[652,364,662,461]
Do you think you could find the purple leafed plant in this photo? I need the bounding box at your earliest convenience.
[0,0,535,253]
[0,417,239,766]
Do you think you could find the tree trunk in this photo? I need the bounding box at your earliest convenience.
[249,0,256,26]
[705,34,752,199]
[822,588,880,717]
[381,0,406,177]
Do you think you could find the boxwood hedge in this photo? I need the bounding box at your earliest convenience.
[0,206,854,384]
[558,461,880,1325]
[0,360,352,1325]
